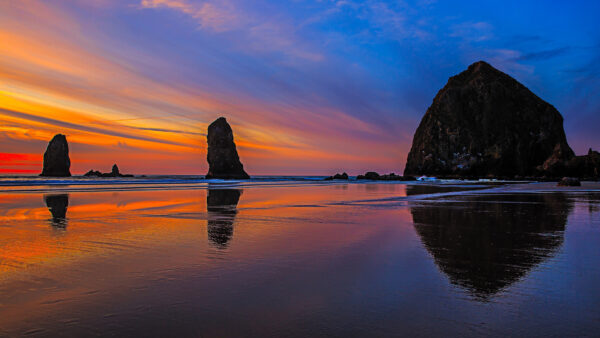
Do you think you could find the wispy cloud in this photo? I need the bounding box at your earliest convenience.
[514,47,571,61]
[139,0,241,32]
[450,21,494,42]
[138,0,323,61]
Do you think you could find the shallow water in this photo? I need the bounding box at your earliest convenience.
[0,179,599,336]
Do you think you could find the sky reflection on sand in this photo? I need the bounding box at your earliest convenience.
[0,182,599,336]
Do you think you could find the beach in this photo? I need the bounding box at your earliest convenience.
[0,178,599,336]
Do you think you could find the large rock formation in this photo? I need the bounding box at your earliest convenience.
[40,134,71,177]
[404,61,575,178]
[206,117,250,179]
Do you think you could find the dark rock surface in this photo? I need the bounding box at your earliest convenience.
[404,61,574,178]
[84,170,102,177]
[363,172,380,180]
[567,148,600,179]
[557,177,581,187]
[325,172,349,180]
[378,173,416,181]
[356,171,416,181]
[206,117,250,179]
[84,164,133,177]
[40,134,71,177]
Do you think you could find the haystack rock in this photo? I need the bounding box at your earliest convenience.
[206,117,250,179]
[40,134,71,177]
[404,61,574,178]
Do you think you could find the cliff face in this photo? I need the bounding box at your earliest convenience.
[404,61,574,178]
[206,117,250,179]
[40,134,71,177]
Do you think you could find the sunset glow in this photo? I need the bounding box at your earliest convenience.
[1,1,598,175]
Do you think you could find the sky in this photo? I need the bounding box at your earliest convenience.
[1,0,599,175]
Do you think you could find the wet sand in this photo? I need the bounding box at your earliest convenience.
[0,181,599,336]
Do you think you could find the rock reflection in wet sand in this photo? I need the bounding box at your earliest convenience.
[410,193,571,299]
[206,189,241,248]
[44,194,69,228]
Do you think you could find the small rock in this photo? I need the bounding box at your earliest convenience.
[557,177,581,187]
[325,172,349,180]
[364,172,380,180]
[84,170,102,177]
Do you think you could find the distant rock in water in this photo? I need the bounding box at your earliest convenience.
[206,117,249,179]
[356,171,416,181]
[40,134,71,177]
[359,171,380,180]
[325,172,349,180]
[404,61,574,178]
[557,177,581,187]
[84,170,102,177]
[84,164,133,177]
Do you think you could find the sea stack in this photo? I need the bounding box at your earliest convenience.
[40,134,71,177]
[404,61,574,178]
[206,117,250,179]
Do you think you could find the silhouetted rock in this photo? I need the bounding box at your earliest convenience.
[567,148,600,179]
[357,171,416,181]
[410,193,571,299]
[40,134,71,177]
[84,170,102,177]
[206,117,249,179]
[325,172,349,180]
[44,194,69,228]
[404,61,574,178]
[359,172,380,180]
[83,164,133,177]
[557,177,581,186]
[207,189,242,248]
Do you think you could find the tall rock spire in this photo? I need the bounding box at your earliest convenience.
[206,117,250,179]
[40,134,71,177]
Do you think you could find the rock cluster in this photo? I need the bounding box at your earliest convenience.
[404,61,575,178]
[356,171,415,181]
[325,172,349,180]
[567,148,600,179]
[84,164,133,177]
[40,134,71,177]
[557,177,581,187]
[206,117,250,179]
